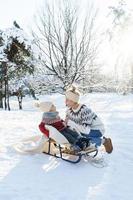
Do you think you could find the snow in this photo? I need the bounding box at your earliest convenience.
[0,93,133,200]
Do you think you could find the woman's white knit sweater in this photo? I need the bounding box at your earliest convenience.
[66,104,105,135]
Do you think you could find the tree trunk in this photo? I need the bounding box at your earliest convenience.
[0,81,3,108]
[4,79,7,110]
[17,89,23,109]
[7,79,10,111]
[18,95,23,109]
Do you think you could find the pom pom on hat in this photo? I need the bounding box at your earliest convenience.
[34,101,53,112]
[34,102,40,108]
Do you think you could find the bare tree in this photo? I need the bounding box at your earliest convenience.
[32,0,101,91]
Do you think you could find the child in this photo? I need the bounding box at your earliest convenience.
[35,101,89,152]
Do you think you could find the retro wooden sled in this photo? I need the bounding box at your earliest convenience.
[42,137,98,164]
[14,125,99,164]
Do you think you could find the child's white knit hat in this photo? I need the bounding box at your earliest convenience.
[34,101,53,112]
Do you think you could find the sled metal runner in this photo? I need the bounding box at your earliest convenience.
[43,138,98,164]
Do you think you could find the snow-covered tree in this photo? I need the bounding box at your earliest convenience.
[106,0,133,94]
[0,22,36,110]
[32,0,102,91]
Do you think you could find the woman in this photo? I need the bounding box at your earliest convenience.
[65,85,113,153]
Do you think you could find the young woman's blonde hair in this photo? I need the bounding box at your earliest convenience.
[65,85,80,102]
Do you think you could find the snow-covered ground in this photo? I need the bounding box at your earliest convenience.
[0,93,133,200]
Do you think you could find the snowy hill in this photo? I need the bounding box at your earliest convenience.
[0,93,133,200]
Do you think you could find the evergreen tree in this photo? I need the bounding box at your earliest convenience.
[0,22,36,110]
